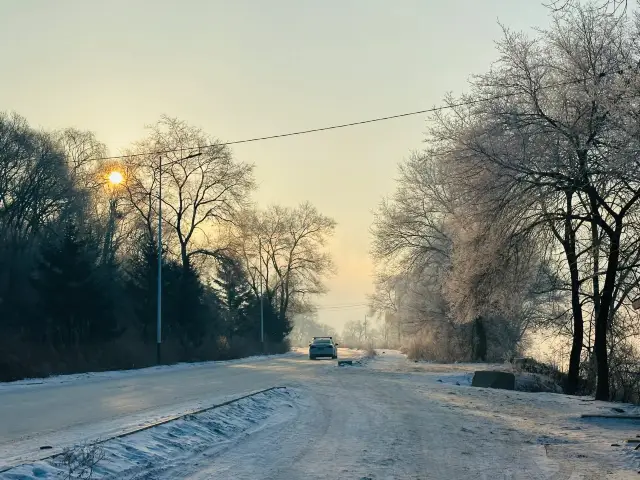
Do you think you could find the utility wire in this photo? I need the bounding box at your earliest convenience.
[316,302,369,307]
[92,73,609,164]
[314,303,369,311]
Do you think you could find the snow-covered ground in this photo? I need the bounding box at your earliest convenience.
[0,348,361,471]
[3,349,640,479]
[1,388,299,479]
[0,351,299,391]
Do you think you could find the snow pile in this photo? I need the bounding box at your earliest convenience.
[0,387,299,479]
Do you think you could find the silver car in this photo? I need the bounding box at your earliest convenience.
[308,337,338,360]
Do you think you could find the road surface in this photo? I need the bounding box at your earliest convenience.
[1,350,638,479]
[0,349,360,469]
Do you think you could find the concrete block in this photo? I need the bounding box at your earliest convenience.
[472,370,515,390]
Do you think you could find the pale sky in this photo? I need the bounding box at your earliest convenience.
[0,0,551,331]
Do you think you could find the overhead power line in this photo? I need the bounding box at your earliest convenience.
[95,107,454,162]
[314,303,369,311]
[93,72,615,163]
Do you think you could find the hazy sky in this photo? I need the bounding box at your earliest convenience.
[0,0,552,331]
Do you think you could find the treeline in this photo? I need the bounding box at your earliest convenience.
[371,4,640,401]
[0,114,335,382]
[289,315,338,347]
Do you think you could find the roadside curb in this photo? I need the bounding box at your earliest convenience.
[0,386,287,473]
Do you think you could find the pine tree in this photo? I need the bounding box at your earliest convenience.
[174,262,208,350]
[126,233,197,348]
[246,294,292,343]
[213,255,255,339]
[32,222,119,348]
[126,234,159,342]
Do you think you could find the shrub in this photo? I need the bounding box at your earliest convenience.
[365,343,377,357]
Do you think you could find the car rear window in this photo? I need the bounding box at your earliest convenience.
[313,339,332,344]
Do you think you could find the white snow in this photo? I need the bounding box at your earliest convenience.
[0,351,298,392]
[436,372,474,386]
[0,348,362,471]
[1,388,299,479]
[3,349,640,479]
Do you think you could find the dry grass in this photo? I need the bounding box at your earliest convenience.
[54,441,105,480]
[365,343,377,358]
[404,332,465,363]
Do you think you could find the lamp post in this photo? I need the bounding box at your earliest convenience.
[157,156,163,365]
[156,152,202,365]
[258,237,264,351]
[250,254,265,352]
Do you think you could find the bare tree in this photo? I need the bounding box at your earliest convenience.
[370,145,541,360]
[124,116,255,270]
[371,152,453,274]
[429,4,640,398]
[54,128,126,265]
[232,202,336,321]
[543,0,628,15]
[0,112,73,240]
[289,313,337,346]
[55,128,107,196]
[342,318,366,346]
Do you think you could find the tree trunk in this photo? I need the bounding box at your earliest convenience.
[471,316,487,362]
[180,242,189,272]
[101,199,117,266]
[564,192,584,395]
[565,247,584,395]
[594,226,621,401]
[589,197,601,325]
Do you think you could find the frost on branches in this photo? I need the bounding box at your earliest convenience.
[371,4,640,401]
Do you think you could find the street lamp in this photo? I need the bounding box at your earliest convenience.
[258,237,264,350]
[249,259,265,352]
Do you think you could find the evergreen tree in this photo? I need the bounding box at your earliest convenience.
[213,254,255,339]
[174,262,208,350]
[126,234,160,343]
[246,293,292,343]
[32,222,119,348]
[126,233,201,349]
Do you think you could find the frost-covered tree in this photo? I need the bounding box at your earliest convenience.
[427,4,640,398]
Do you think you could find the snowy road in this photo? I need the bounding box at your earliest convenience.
[170,352,640,480]
[0,350,359,470]
[3,350,640,479]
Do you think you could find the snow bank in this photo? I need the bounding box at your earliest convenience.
[369,352,640,475]
[0,387,299,479]
[0,352,298,391]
